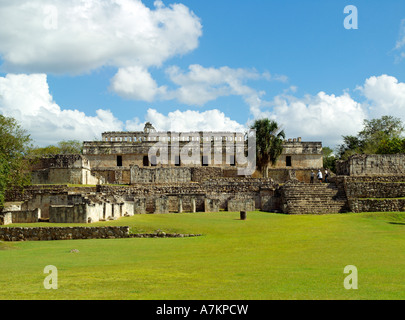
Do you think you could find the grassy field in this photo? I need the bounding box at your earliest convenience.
[1,211,405,300]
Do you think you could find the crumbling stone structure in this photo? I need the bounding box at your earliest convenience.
[81,124,323,184]
[30,154,103,185]
[336,154,405,176]
[5,122,404,226]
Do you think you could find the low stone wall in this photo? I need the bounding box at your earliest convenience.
[348,199,405,213]
[0,226,130,241]
[130,233,202,238]
[336,154,405,176]
[131,166,192,184]
[227,198,255,212]
[0,209,41,225]
[5,185,70,202]
[204,198,220,212]
[345,182,405,199]
[260,188,282,212]
[49,204,92,224]
[191,167,225,182]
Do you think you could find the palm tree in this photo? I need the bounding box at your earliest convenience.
[250,118,285,178]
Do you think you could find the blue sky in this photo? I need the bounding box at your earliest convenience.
[1,0,405,149]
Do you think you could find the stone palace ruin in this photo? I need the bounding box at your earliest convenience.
[1,123,405,226]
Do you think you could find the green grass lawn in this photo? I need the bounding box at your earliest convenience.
[1,211,405,300]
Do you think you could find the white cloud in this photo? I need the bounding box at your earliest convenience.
[254,91,367,147]
[161,64,280,106]
[110,63,282,108]
[127,108,246,132]
[0,73,247,146]
[252,75,405,147]
[357,74,405,120]
[110,66,166,101]
[0,73,123,146]
[0,0,202,74]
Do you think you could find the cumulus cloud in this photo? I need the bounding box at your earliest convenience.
[0,73,247,146]
[126,108,246,132]
[0,0,202,74]
[252,75,405,147]
[255,91,366,147]
[110,63,284,110]
[162,64,280,106]
[110,66,166,101]
[0,73,123,146]
[357,74,405,120]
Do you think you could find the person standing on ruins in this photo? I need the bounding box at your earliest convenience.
[317,169,323,183]
[324,169,329,183]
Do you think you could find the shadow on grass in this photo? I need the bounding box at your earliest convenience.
[388,222,405,226]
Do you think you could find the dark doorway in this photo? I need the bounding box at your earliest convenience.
[117,155,122,167]
[286,156,292,167]
[143,155,149,167]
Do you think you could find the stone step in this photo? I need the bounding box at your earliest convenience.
[281,181,349,214]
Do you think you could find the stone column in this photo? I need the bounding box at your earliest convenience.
[191,198,196,213]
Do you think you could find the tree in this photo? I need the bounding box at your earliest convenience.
[338,115,404,159]
[337,135,363,159]
[0,115,32,209]
[250,118,285,177]
[376,137,405,154]
[29,140,82,157]
[322,146,336,173]
[57,140,82,154]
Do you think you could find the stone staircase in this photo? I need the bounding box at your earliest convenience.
[281,181,350,214]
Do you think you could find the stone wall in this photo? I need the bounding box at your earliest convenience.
[204,198,220,212]
[260,188,282,212]
[131,166,192,184]
[191,167,226,182]
[0,226,129,241]
[336,154,405,176]
[348,199,405,213]
[345,182,405,199]
[5,185,71,202]
[331,175,405,213]
[29,154,91,170]
[154,196,169,214]
[91,168,130,184]
[0,209,41,225]
[227,198,255,212]
[29,154,102,185]
[49,200,134,223]
[49,204,95,223]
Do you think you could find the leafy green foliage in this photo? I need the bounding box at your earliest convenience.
[376,137,405,154]
[338,115,404,159]
[0,115,32,209]
[250,118,285,177]
[29,140,82,157]
[322,147,336,173]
